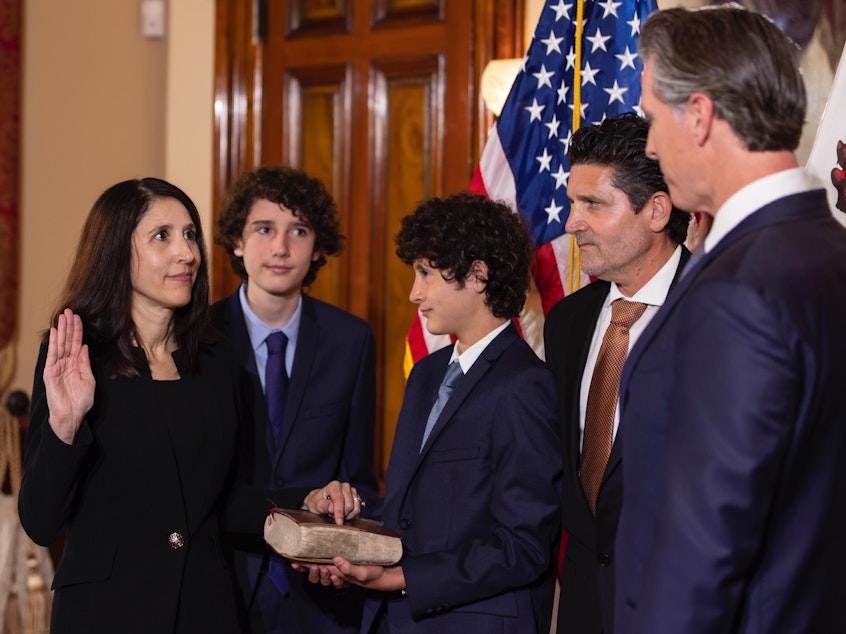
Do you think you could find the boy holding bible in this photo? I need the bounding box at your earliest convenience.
[297,192,562,633]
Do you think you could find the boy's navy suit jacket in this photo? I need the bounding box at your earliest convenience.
[362,323,562,633]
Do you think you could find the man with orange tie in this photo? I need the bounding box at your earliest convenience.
[543,114,690,633]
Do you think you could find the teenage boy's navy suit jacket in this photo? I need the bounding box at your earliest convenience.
[212,290,378,629]
[361,323,562,633]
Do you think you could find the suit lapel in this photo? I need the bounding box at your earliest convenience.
[222,290,316,464]
[381,353,444,510]
[275,295,319,456]
[392,327,519,525]
[672,245,692,286]
[217,291,277,480]
[603,247,691,483]
[416,324,518,462]
[620,193,820,409]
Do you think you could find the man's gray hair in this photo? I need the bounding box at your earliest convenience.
[639,3,806,152]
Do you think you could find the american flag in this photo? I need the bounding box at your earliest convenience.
[405,0,657,370]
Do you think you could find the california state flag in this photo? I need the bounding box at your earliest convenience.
[806,41,846,226]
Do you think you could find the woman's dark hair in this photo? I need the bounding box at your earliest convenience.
[216,165,343,288]
[395,192,534,320]
[49,178,211,377]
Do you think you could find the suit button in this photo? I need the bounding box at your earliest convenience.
[599,553,611,567]
[168,532,185,549]
[399,519,412,530]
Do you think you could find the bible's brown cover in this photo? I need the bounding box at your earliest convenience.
[263,508,403,565]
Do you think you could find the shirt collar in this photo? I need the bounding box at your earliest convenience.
[704,167,811,252]
[238,283,303,351]
[448,320,510,374]
[608,245,682,307]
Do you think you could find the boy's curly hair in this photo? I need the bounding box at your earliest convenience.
[395,192,534,320]
[216,166,343,288]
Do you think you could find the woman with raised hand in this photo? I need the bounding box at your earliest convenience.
[18,178,361,633]
[18,177,246,633]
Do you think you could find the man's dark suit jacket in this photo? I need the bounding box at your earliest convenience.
[212,290,378,631]
[615,190,846,633]
[360,323,562,633]
[543,247,689,633]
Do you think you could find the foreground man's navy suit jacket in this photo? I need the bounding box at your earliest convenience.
[615,190,846,633]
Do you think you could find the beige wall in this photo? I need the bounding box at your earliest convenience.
[165,0,215,250]
[12,0,214,393]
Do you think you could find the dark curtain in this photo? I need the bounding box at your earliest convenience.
[0,0,21,355]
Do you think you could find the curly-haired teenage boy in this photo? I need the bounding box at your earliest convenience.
[298,192,562,633]
[212,165,378,634]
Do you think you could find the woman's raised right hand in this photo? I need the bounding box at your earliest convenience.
[44,308,95,444]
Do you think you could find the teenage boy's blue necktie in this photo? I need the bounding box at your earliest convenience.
[264,331,289,595]
[265,331,289,448]
[420,361,463,451]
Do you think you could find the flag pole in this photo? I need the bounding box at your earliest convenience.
[568,0,585,295]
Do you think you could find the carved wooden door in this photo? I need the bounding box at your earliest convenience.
[213,0,522,478]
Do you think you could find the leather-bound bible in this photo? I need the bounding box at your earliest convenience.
[263,508,403,566]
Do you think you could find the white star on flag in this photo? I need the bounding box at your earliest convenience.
[560,129,574,154]
[545,198,564,224]
[566,47,577,71]
[587,28,611,53]
[557,80,570,104]
[552,164,570,189]
[604,80,629,104]
[551,0,574,21]
[581,62,600,86]
[628,13,641,36]
[545,114,562,138]
[536,147,553,172]
[526,98,545,122]
[542,30,565,55]
[599,0,623,18]
[533,64,555,89]
[616,46,638,70]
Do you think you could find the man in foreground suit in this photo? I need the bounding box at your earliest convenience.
[213,166,379,633]
[298,192,562,633]
[543,114,689,634]
[615,6,846,633]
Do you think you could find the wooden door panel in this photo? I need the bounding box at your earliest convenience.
[372,0,443,24]
[283,66,352,308]
[288,1,351,35]
[370,57,444,467]
[299,81,344,306]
